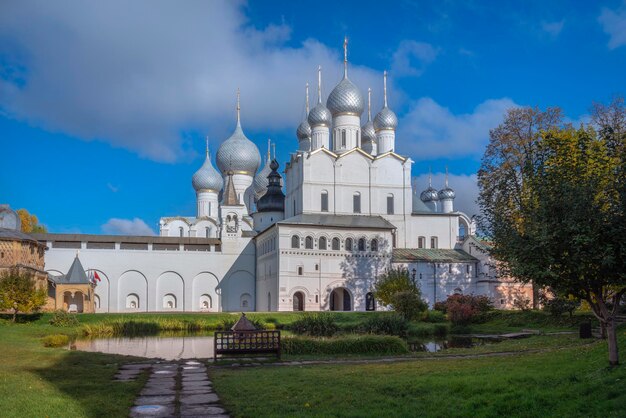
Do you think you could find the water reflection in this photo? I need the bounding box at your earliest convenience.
[72,335,215,360]
[408,336,498,352]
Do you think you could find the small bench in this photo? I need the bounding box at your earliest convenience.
[213,330,281,361]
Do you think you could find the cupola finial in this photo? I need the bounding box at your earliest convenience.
[205,136,209,157]
[343,36,348,78]
[305,82,310,114]
[367,88,372,122]
[236,88,241,126]
[445,166,449,187]
[267,138,271,161]
[383,70,388,108]
[317,65,322,104]
[428,167,432,187]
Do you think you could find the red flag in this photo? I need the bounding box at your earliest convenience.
[94,271,101,282]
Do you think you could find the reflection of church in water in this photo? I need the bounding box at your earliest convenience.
[35,40,530,313]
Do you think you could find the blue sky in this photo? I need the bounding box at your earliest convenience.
[1,0,625,234]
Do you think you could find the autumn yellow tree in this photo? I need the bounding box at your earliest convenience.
[16,209,47,233]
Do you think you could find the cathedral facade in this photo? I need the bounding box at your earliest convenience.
[35,42,529,313]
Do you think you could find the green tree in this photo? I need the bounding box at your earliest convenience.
[16,208,47,233]
[374,267,427,319]
[0,269,47,322]
[479,104,626,366]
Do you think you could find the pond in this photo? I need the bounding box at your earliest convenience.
[70,334,501,359]
[71,335,216,360]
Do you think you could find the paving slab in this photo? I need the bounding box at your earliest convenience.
[134,395,176,406]
[180,405,226,415]
[140,387,177,396]
[179,393,220,405]
[120,363,153,370]
[183,380,212,389]
[182,374,209,382]
[180,388,214,395]
[129,404,175,417]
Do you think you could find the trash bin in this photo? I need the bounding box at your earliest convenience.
[579,321,592,339]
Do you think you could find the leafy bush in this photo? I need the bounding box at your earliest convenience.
[360,314,408,337]
[289,313,338,337]
[42,334,69,347]
[433,323,449,337]
[421,310,446,323]
[282,335,408,356]
[49,310,80,327]
[442,294,494,325]
[433,301,447,314]
[392,291,428,320]
[374,267,418,306]
[543,297,580,318]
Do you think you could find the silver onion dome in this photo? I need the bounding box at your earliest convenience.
[438,187,456,200]
[373,70,397,131]
[362,88,376,146]
[327,78,364,116]
[297,120,311,140]
[216,92,261,176]
[362,120,376,144]
[308,102,332,127]
[192,150,222,193]
[374,107,398,131]
[253,142,272,200]
[420,186,439,202]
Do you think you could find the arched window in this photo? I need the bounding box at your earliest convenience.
[345,238,353,251]
[387,193,394,215]
[240,293,252,310]
[358,238,366,251]
[205,227,210,238]
[179,226,184,237]
[341,130,346,147]
[321,190,329,212]
[331,237,340,250]
[297,266,303,276]
[305,236,313,249]
[418,236,426,249]
[126,294,139,310]
[353,192,361,213]
[430,236,438,249]
[199,294,212,311]
[163,294,176,309]
[366,292,376,311]
[370,239,378,252]
[319,236,327,250]
[291,235,300,249]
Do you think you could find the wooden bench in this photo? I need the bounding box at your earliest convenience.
[213,330,281,361]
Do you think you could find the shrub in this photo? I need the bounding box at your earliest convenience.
[282,335,408,356]
[49,310,80,327]
[42,334,69,347]
[433,323,449,337]
[289,313,338,337]
[433,301,447,314]
[421,310,446,323]
[543,297,580,318]
[360,314,408,337]
[443,294,494,325]
[392,291,428,320]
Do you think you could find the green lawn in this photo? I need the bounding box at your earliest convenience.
[210,327,626,418]
[0,323,145,418]
[0,310,614,417]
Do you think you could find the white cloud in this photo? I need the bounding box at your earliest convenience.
[106,183,119,193]
[0,1,383,162]
[599,4,626,49]
[541,20,565,37]
[397,97,518,160]
[391,40,439,77]
[101,218,155,236]
[413,173,480,217]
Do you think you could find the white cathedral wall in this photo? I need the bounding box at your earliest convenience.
[268,224,393,312]
[42,236,255,313]
[404,214,461,249]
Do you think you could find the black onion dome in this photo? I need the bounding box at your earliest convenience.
[257,159,285,213]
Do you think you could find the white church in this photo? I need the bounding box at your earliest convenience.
[36,41,525,313]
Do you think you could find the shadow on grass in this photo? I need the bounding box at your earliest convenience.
[32,349,146,417]
[0,313,43,323]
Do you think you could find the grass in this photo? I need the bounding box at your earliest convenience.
[210,326,626,418]
[0,322,146,418]
[0,310,611,417]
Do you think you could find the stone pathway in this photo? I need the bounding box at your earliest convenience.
[116,361,229,417]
